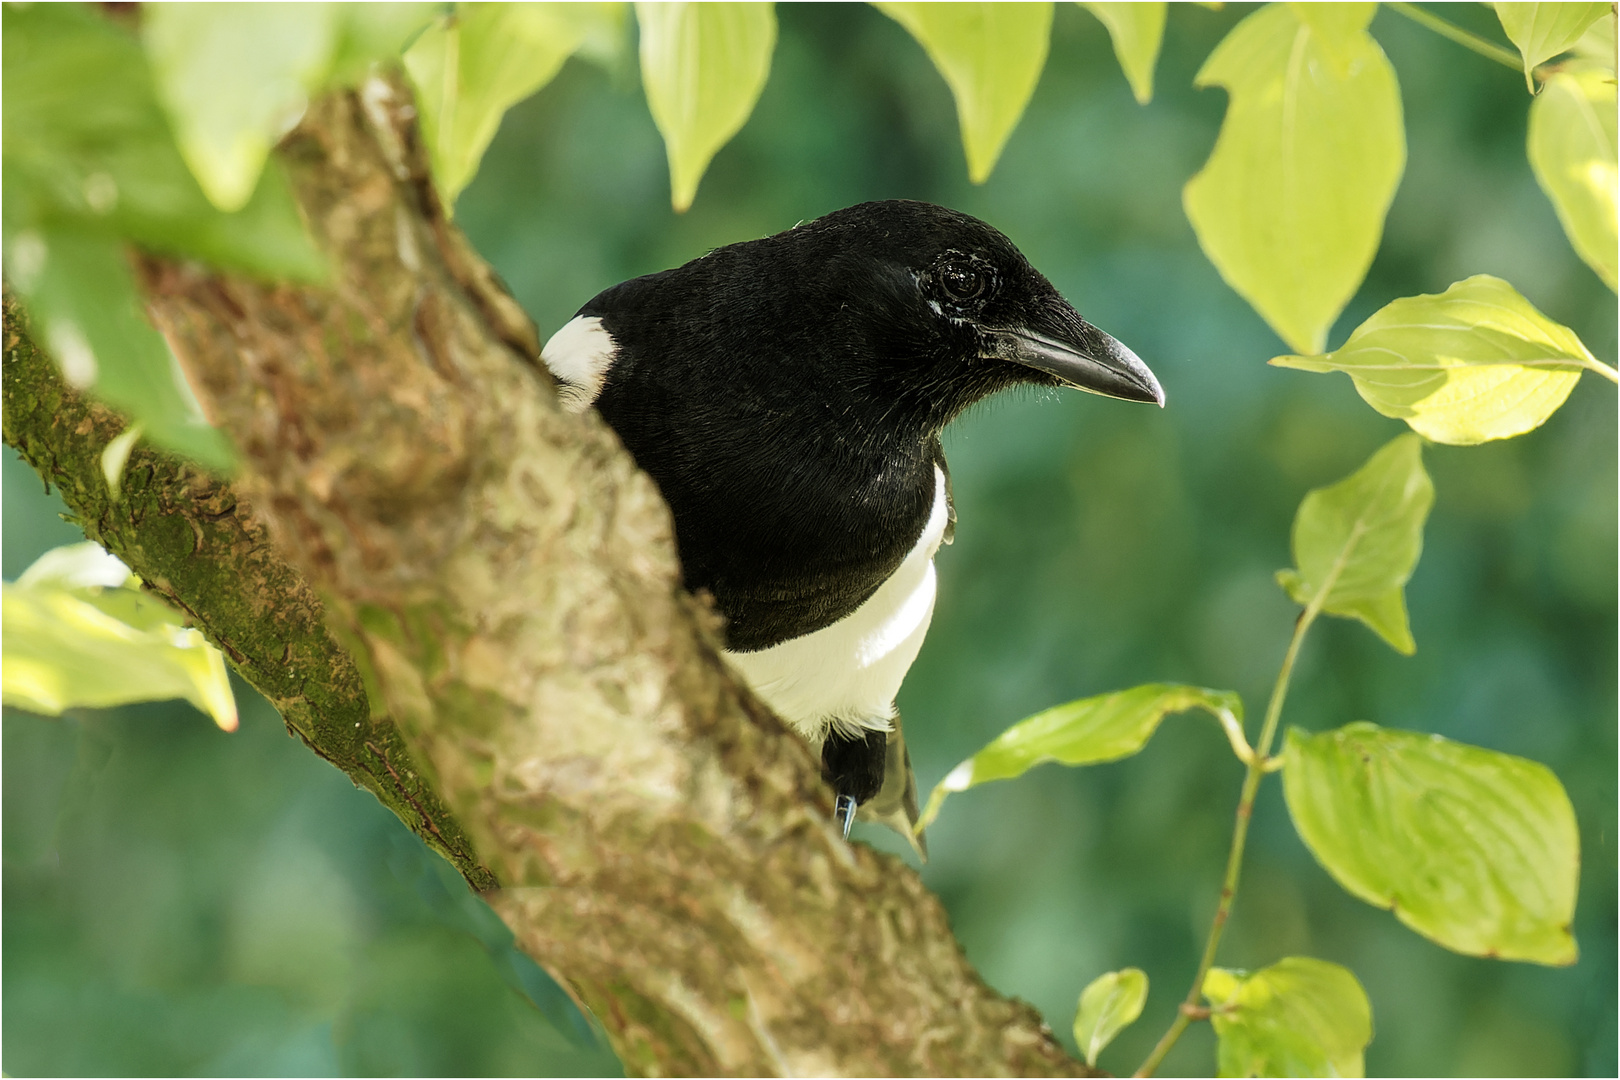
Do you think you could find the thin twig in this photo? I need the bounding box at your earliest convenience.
[1133,530,1359,1077]
[1387,2,1525,74]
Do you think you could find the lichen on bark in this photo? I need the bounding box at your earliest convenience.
[3,76,1092,1078]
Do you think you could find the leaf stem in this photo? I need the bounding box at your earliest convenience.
[1387,2,1525,74]
[1583,356,1620,384]
[1133,539,1352,1078]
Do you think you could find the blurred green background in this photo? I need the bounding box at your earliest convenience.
[5,4,1614,1075]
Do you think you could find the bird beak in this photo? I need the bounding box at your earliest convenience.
[986,306,1164,406]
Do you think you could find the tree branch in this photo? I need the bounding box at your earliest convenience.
[5,79,1088,1078]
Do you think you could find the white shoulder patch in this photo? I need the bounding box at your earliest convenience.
[541,315,617,413]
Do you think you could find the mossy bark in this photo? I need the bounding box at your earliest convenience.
[3,78,1090,1078]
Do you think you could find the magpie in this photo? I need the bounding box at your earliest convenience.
[541,200,1162,855]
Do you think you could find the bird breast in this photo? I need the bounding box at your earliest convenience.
[722,465,950,743]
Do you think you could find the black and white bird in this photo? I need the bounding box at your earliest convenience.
[541,200,1162,855]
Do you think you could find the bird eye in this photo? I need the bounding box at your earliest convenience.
[938,262,987,302]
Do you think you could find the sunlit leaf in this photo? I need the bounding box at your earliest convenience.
[1572,9,1616,72]
[1271,275,1599,445]
[1184,3,1405,354]
[875,2,1052,181]
[143,3,338,212]
[406,4,623,208]
[2,2,324,281]
[1078,3,1165,104]
[1529,68,1618,291]
[17,541,136,592]
[1283,723,1579,966]
[917,684,1241,829]
[100,424,144,501]
[637,2,777,211]
[1287,1,1377,72]
[1275,434,1432,654]
[4,544,238,731]
[1202,957,1372,1077]
[1494,2,1609,92]
[6,227,234,470]
[1073,967,1148,1067]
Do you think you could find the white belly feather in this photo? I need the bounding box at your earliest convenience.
[724,466,949,742]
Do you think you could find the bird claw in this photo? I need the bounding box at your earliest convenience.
[835,794,858,839]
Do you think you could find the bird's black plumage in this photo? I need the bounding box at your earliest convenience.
[543,200,1161,845]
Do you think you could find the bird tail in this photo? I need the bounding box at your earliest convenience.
[857,713,928,862]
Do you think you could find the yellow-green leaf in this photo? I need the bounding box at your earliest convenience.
[1275,434,1432,654]
[143,3,338,212]
[875,2,1053,182]
[4,544,238,731]
[17,541,136,592]
[1078,3,1165,104]
[1184,3,1405,354]
[1283,724,1579,965]
[1287,1,1378,72]
[1074,967,1148,1067]
[1529,68,1618,291]
[1202,957,1372,1078]
[1494,2,1610,92]
[328,3,438,86]
[1572,9,1616,72]
[406,4,622,209]
[100,423,144,500]
[917,683,1241,830]
[1271,275,1601,445]
[637,2,776,211]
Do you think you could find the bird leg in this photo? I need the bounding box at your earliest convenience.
[821,727,887,837]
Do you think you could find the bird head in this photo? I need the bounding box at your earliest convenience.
[772,201,1164,434]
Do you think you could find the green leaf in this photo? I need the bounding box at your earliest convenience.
[143,3,338,212]
[1494,2,1609,92]
[1183,3,1405,354]
[100,423,144,501]
[1202,957,1372,1078]
[1073,967,1148,1067]
[1078,3,1165,104]
[1271,275,1598,445]
[2,2,324,281]
[1283,724,1579,966]
[1275,434,1432,653]
[16,541,137,592]
[6,227,234,470]
[328,3,439,86]
[406,4,620,209]
[637,2,777,211]
[1529,68,1618,291]
[875,2,1053,182]
[1287,2,1377,72]
[1572,9,1616,72]
[917,683,1241,829]
[4,544,238,731]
